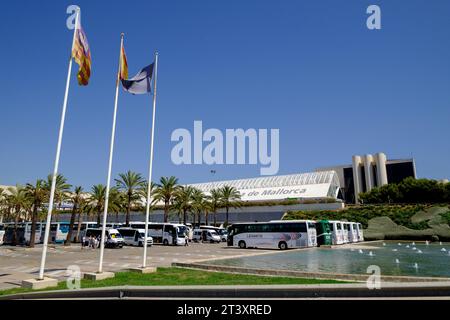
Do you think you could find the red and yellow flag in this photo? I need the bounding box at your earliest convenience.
[72,22,91,86]
[119,44,128,81]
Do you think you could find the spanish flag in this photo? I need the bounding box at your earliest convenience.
[119,44,128,81]
[72,21,91,86]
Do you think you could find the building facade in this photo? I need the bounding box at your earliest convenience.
[316,152,416,204]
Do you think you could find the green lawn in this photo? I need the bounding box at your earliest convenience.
[0,267,347,297]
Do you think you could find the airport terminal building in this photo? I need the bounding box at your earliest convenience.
[315,152,416,204]
[44,152,419,224]
[189,170,342,203]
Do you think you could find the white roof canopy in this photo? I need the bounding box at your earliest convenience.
[188,171,341,202]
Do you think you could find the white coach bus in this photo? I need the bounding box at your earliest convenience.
[227,220,317,250]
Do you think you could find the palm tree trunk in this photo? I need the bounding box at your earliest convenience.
[164,202,169,223]
[205,211,208,226]
[126,196,131,226]
[183,209,187,225]
[225,207,229,226]
[65,203,77,246]
[213,210,217,227]
[198,211,201,226]
[97,208,101,226]
[12,213,19,246]
[76,212,83,242]
[29,204,38,247]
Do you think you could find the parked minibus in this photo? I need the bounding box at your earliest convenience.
[227,220,317,250]
[193,229,221,243]
[117,228,153,246]
[83,228,124,248]
[199,226,228,242]
[328,220,344,245]
[129,222,187,246]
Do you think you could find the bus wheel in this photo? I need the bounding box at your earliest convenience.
[238,241,246,249]
[163,239,169,246]
[278,241,288,250]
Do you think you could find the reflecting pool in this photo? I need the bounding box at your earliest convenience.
[206,242,450,278]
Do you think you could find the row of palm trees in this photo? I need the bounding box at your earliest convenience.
[0,171,242,247]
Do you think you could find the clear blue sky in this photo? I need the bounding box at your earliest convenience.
[1,0,449,189]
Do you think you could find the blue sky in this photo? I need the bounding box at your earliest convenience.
[1,0,449,189]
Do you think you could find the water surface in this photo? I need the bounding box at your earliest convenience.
[206,242,450,278]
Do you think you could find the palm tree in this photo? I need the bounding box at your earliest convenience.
[7,186,29,245]
[109,188,126,223]
[115,171,145,226]
[191,189,206,227]
[24,180,46,247]
[87,185,123,226]
[89,184,106,225]
[219,186,242,227]
[138,181,158,221]
[65,186,84,245]
[174,186,195,225]
[203,199,212,226]
[44,174,72,217]
[154,176,180,223]
[0,188,7,223]
[207,188,222,227]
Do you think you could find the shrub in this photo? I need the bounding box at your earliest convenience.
[359,178,449,204]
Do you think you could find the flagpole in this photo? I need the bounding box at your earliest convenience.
[142,52,158,268]
[38,9,80,281]
[98,33,124,274]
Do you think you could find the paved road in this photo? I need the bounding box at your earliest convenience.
[0,242,265,290]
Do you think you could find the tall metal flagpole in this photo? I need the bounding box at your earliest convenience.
[142,52,159,268]
[38,9,80,281]
[98,33,124,273]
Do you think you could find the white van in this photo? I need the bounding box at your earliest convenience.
[328,220,344,245]
[200,226,228,242]
[118,228,153,246]
[84,228,124,248]
[193,229,221,243]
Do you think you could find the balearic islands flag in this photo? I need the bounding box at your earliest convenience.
[72,21,91,86]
